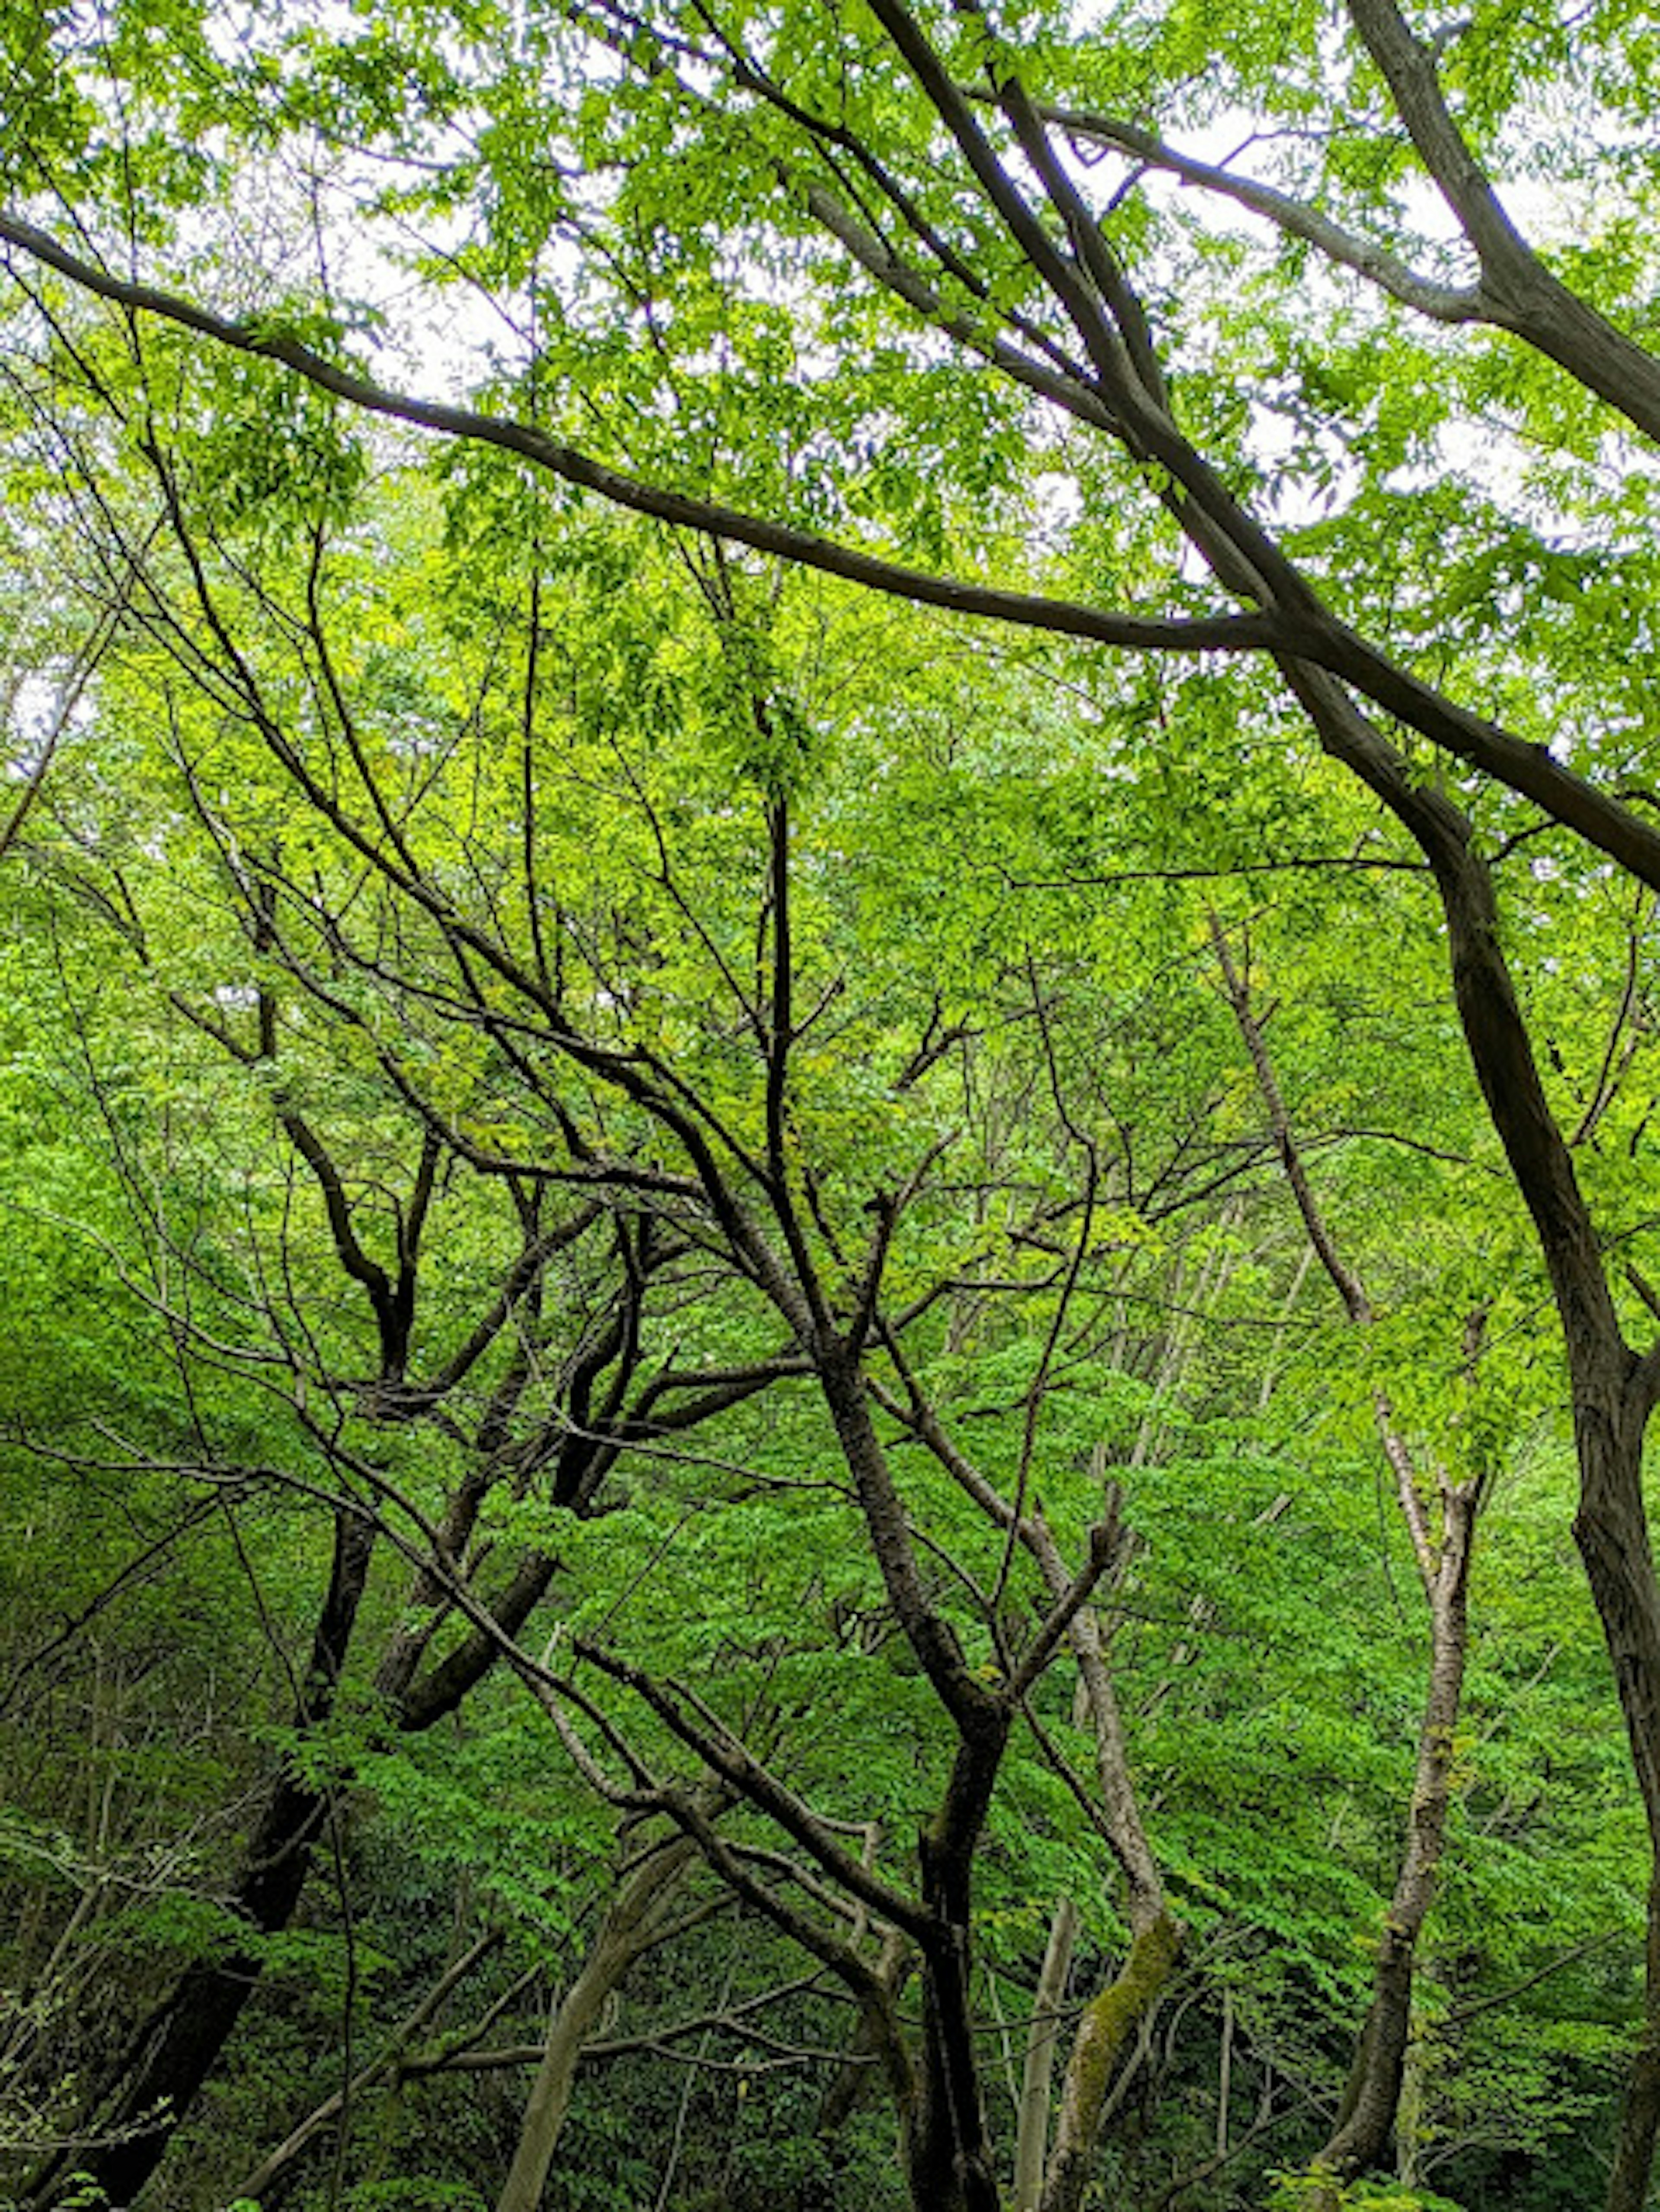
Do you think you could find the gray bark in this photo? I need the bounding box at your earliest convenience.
[495,1832,699,2212]
[1013,1896,1077,2212]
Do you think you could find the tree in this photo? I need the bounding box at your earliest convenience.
[0,466,818,2206]
[48,458,1175,2212]
[6,0,1660,2199]
[1212,910,1488,2193]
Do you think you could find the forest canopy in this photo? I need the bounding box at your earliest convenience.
[3,1,1660,2209]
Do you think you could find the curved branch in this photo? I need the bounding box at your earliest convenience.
[0,213,1264,658]
[12,208,1660,894]
[1344,0,1660,442]
[1031,102,1483,325]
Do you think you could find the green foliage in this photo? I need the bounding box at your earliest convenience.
[325,2190,487,2212]
[1267,2177,1466,2212]
[5,0,1660,2205]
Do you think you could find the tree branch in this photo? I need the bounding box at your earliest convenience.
[0,213,1266,657]
[1031,101,1483,324]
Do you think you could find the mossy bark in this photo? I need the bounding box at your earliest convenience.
[1036,1908,1180,2212]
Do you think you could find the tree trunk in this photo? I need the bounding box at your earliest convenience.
[1213,898,1485,2180]
[816,1347,1011,2212]
[1013,1896,1076,2212]
[1036,1907,1180,2212]
[907,1735,1010,2212]
[816,1928,911,2139]
[1395,1982,1429,2190]
[1027,1510,1175,2212]
[1608,1872,1660,2212]
[1574,1392,1660,2212]
[495,1833,697,2212]
[1316,1481,1477,2181]
[26,1511,376,2211]
[1282,664,1660,2212]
